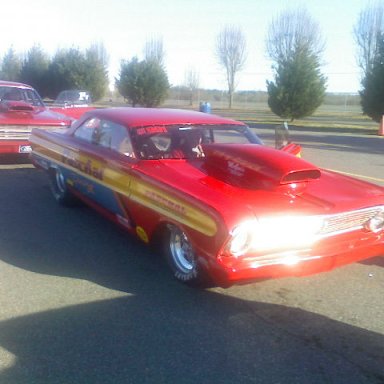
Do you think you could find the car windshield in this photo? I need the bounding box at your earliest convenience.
[0,86,44,107]
[131,124,262,160]
[55,90,91,105]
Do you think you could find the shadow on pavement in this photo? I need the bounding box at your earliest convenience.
[0,154,31,165]
[360,256,384,268]
[0,290,383,384]
[0,168,383,383]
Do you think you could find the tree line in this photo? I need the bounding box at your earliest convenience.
[0,43,109,101]
[215,3,384,123]
[1,3,384,122]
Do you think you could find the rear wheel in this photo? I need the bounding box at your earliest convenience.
[163,224,200,284]
[49,167,76,206]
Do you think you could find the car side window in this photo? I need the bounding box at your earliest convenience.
[93,120,113,148]
[73,117,101,142]
[74,118,134,157]
[109,121,134,157]
[2,88,22,101]
[24,89,44,107]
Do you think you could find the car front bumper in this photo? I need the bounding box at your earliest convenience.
[211,231,384,286]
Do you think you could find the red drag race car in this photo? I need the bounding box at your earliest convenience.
[0,81,92,154]
[29,107,384,287]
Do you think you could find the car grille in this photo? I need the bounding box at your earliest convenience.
[0,131,31,140]
[319,206,384,235]
[0,125,59,140]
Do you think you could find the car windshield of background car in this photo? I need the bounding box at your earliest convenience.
[0,86,44,107]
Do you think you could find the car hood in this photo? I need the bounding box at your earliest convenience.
[137,144,384,223]
[201,144,321,188]
[0,101,71,126]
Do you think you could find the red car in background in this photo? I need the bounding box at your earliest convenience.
[0,81,92,155]
[50,89,94,120]
[30,108,384,287]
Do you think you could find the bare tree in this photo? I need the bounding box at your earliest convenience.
[184,67,200,106]
[87,41,110,67]
[143,37,165,67]
[266,8,325,64]
[215,25,247,108]
[354,2,384,76]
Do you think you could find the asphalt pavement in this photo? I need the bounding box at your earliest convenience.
[256,126,384,186]
[0,131,383,383]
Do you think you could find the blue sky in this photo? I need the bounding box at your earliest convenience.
[1,0,372,93]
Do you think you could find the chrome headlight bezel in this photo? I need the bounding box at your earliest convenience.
[366,210,384,233]
[227,220,258,257]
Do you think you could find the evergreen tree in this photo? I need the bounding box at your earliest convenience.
[0,47,21,81]
[116,58,169,107]
[20,45,50,96]
[266,8,326,120]
[84,43,109,101]
[46,48,88,99]
[140,60,170,107]
[360,34,384,122]
[116,58,143,107]
[267,48,326,120]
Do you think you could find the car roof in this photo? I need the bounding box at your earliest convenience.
[87,107,245,128]
[0,80,33,89]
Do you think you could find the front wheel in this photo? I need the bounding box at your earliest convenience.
[49,167,76,206]
[163,224,209,286]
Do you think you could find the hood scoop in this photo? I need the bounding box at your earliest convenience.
[0,100,35,112]
[202,144,321,190]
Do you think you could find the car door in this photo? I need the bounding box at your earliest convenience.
[70,117,136,219]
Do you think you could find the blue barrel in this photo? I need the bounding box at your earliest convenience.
[199,102,211,113]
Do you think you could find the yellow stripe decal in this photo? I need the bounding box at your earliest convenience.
[32,138,217,236]
[129,178,217,236]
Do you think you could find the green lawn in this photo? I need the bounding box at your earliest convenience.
[161,99,380,134]
[102,96,381,135]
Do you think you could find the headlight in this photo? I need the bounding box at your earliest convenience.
[226,216,324,257]
[228,220,257,256]
[366,210,384,233]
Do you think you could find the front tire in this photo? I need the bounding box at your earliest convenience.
[49,167,76,206]
[163,224,201,285]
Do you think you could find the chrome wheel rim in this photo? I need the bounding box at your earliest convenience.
[169,227,195,274]
[55,169,66,194]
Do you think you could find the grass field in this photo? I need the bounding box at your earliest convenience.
[161,99,380,135]
[103,92,381,135]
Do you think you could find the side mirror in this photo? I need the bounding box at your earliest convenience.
[275,122,302,157]
[275,121,290,149]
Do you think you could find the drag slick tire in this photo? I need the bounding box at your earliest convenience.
[163,224,203,286]
[49,167,76,206]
